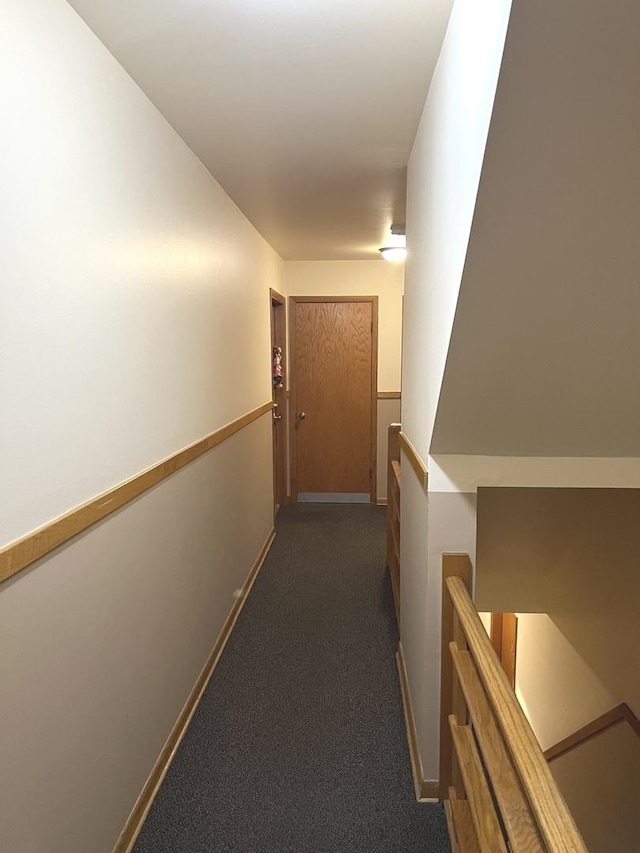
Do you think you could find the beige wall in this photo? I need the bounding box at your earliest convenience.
[432,0,640,458]
[284,260,404,499]
[399,0,511,781]
[402,0,511,461]
[0,419,273,853]
[399,476,478,782]
[284,260,404,391]
[515,618,640,846]
[515,614,617,752]
[476,488,640,719]
[1,1,280,849]
[551,721,640,852]
[398,461,431,771]
[0,0,283,547]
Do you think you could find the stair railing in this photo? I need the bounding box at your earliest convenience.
[440,554,588,852]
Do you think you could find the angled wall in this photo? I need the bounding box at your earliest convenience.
[432,0,640,457]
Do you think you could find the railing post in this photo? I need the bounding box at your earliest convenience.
[439,554,472,800]
[387,422,401,466]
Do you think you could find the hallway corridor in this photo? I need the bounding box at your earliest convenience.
[134,504,450,852]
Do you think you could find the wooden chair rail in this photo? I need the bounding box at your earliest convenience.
[544,702,640,762]
[441,555,587,853]
[0,401,273,585]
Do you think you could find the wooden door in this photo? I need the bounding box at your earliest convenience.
[290,297,377,502]
[270,289,287,510]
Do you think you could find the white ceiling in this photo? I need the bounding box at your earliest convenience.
[66,0,453,260]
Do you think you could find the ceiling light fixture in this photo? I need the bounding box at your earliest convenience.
[379,225,406,262]
[379,246,407,262]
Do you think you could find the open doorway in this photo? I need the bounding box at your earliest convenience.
[270,289,287,512]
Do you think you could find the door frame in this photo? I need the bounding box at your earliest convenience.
[289,295,378,503]
[490,612,519,689]
[270,288,287,512]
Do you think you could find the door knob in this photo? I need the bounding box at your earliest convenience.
[297,412,306,421]
[273,402,283,422]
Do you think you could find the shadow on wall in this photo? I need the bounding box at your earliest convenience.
[475,487,640,714]
[475,487,640,853]
[549,717,640,853]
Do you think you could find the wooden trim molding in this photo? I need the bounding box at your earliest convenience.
[377,391,401,400]
[289,295,376,303]
[269,287,286,306]
[0,401,273,586]
[396,642,439,801]
[490,613,518,690]
[398,431,428,493]
[370,300,379,504]
[113,527,276,853]
[544,702,640,762]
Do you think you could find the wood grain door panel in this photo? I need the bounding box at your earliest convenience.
[291,298,377,498]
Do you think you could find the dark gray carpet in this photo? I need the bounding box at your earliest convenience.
[134,503,451,852]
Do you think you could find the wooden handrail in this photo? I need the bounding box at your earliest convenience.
[451,646,544,849]
[544,702,640,762]
[398,431,428,492]
[441,555,588,853]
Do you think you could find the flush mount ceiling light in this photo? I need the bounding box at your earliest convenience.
[379,246,407,262]
[379,225,406,262]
